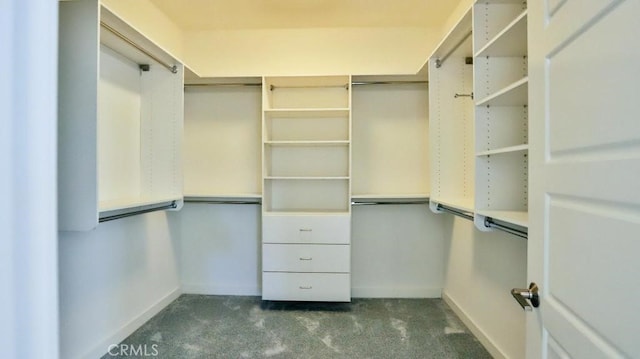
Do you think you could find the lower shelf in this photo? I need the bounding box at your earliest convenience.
[262,272,350,302]
[430,197,475,213]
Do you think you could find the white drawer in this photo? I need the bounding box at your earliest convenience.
[262,214,350,244]
[263,244,350,273]
[262,272,350,302]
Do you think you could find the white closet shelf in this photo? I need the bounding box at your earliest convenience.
[264,108,349,118]
[351,193,429,200]
[476,144,528,156]
[474,10,527,58]
[265,140,349,146]
[263,210,351,216]
[477,210,528,228]
[184,193,262,200]
[99,196,181,213]
[476,77,528,106]
[431,197,475,213]
[265,176,349,180]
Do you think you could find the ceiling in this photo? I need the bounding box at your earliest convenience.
[149,0,460,30]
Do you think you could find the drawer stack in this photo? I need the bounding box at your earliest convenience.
[262,214,351,302]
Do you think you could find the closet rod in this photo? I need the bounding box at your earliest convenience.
[484,218,528,239]
[184,80,428,88]
[184,198,261,205]
[100,21,178,74]
[351,200,430,206]
[435,31,472,68]
[436,204,474,221]
[99,201,178,223]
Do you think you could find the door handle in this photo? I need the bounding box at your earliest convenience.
[511,282,539,311]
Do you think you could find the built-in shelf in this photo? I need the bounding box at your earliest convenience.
[474,10,528,58]
[477,210,528,228]
[351,194,430,201]
[264,108,350,117]
[99,197,181,213]
[263,210,351,216]
[184,194,262,200]
[265,176,349,180]
[431,197,475,214]
[476,144,529,157]
[265,140,349,147]
[476,77,528,106]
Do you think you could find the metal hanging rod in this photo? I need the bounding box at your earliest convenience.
[100,21,178,74]
[351,200,430,206]
[435,31,473,68]
[99,201,178,223]
[184,198,261,205]
[184,80,428,88]
[484,218,528,239]
[436,204,474,221]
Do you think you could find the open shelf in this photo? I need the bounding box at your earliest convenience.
[264,108,349,117]
[99,197,180,213]
[474,10,528,58]
[431,197,475,214]
[477,77,528,106]
[476,210,528,228]
[265,140,349,147]
[476,144,528,157]
[265,176,349,180]
[351,193,429,201]
[263,210,351,216]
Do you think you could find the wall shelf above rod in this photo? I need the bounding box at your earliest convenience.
[184,196,261,205]
[351,199,430,206]
[100,21,178,74]
[99,201,178,223]
[484,217,528,239]
[184,80,428,88]
[435,203,474,221]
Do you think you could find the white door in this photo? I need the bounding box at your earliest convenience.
[528,0,640,358]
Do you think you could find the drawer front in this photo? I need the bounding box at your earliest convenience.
[262,214,350,244]
[263,244,350,273]
[262,272,350,302]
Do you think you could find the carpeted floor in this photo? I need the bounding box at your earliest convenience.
[102,295,491,358]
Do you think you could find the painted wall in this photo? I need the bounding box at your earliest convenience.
[441,217,527,358]
[184,27,442,77]
[58,212,181,359]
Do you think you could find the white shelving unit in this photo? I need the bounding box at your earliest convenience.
[262,76,352,302]
[428,8,475,215]
[473,0,529,231]
[58,1,183,231]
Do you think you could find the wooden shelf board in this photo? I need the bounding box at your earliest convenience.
[477,210,528,228]
[184,193,262,200]
[476,77,528,106]
[474,10,528,58]
[265,176,349,180]
[265,140,349,147]
[99,196,181,213]
[351,193,430,201]
[263,210,350,216]
[476,144,529,156]
[264,108,349,118]
[431,197,475,213]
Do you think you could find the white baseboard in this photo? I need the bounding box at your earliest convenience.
[352,286,442,299]
[442,290,507,359]
[79,287,182,359]
[181,283,261,296]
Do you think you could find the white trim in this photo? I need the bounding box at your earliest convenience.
[442,290,507,359]
[78,287,182,359]
[352,286,442,299]
[181,283,261,296]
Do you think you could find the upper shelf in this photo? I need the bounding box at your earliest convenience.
[474,10,528,58]
[476,210,528,228]
[265,140,349,147]
[264,108,349,118]
[476,144,528,157]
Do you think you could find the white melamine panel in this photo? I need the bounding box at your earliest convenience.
[264,179,350,212]
[264,76,350,110]
[262,244,350,273]
[475,105,528,153]
[262,272,350,302]
[473,2,527,51]
[183,86,261,196]
[262,214,350,244]
[474,10,527,58]
[474,58,528,102]
[265,145,349,177]
[352,83,429,196]
[265,110,349,141]
[475,151,527,211]
[98,46,142,206]
[429,52,475,208]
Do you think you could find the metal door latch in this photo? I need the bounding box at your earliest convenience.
[511,282,540,311]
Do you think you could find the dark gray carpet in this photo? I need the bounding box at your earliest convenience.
[103,295,491,358]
